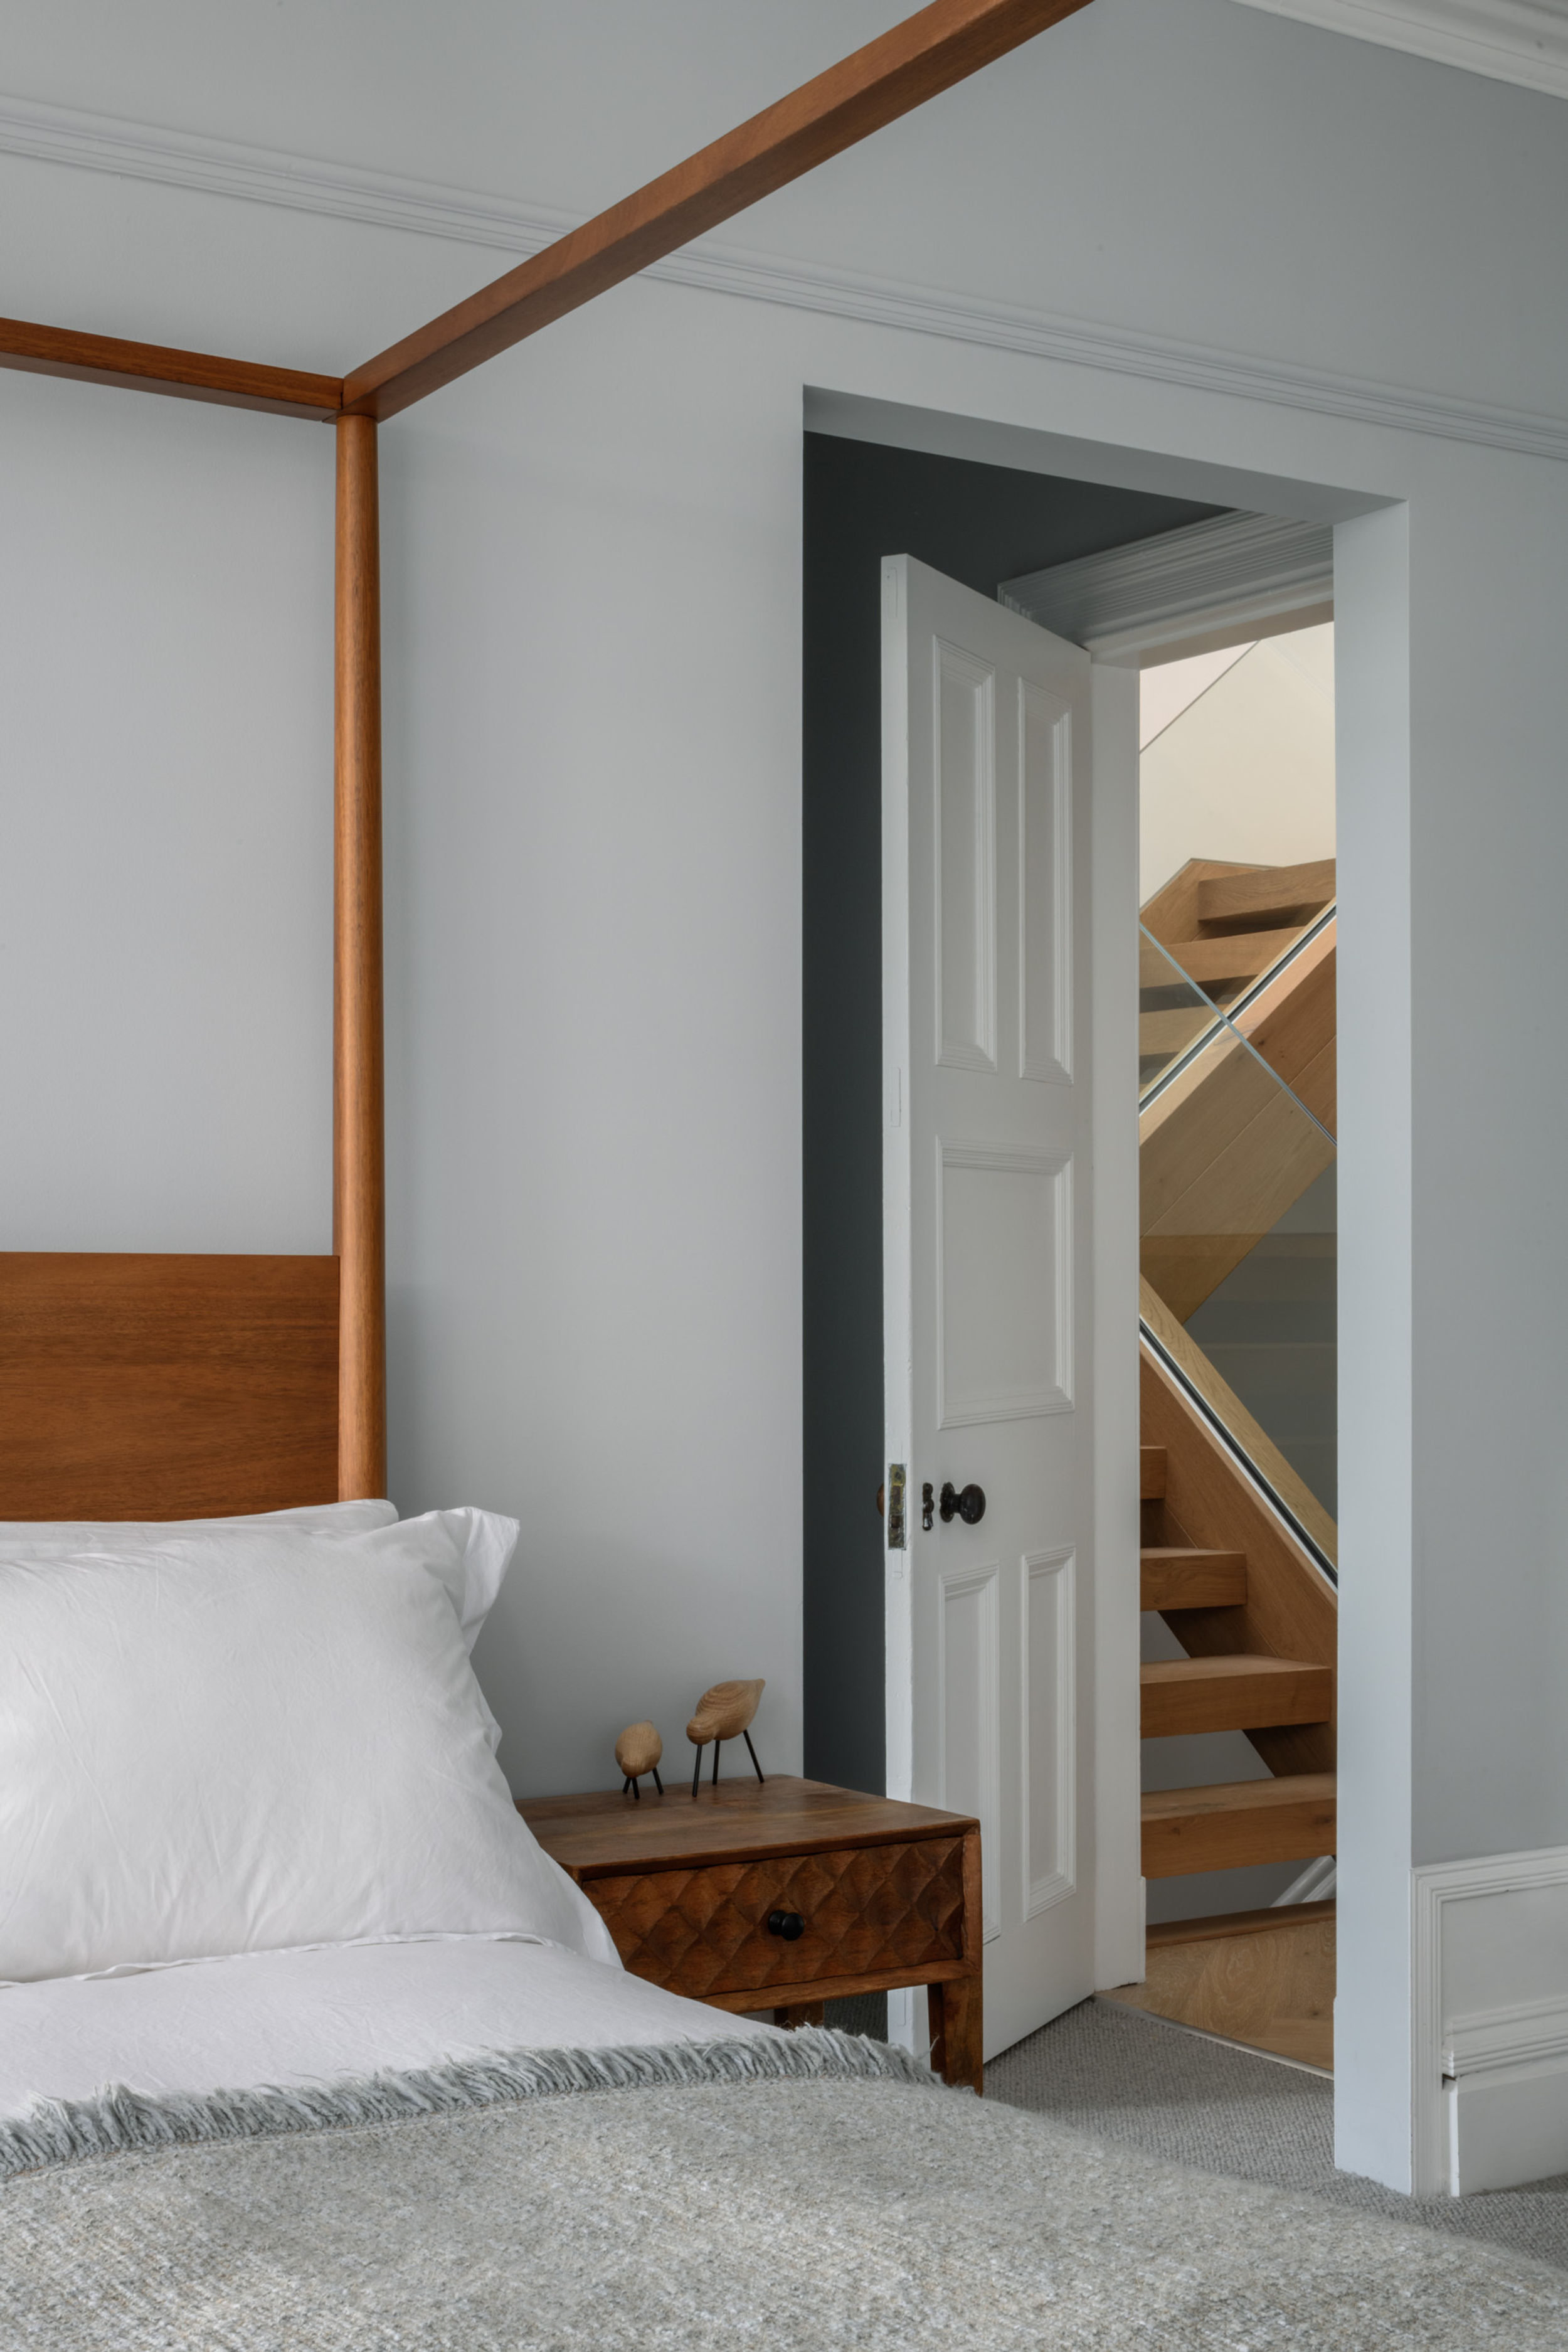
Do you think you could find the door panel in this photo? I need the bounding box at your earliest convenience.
[938,1560,1002,1940]
[882,554,1096,2060]
[935,642,997,1072]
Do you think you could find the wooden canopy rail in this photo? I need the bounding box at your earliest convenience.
[0,0,1088,1517]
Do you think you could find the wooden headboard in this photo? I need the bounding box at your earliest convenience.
[0,1254,340,1519]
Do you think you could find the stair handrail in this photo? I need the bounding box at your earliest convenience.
[1140,1307,1338,1588]
[1138,915,1337,1146]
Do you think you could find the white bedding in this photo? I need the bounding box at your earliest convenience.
[0,1937,770,2123]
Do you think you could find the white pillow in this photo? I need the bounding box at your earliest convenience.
[396,1508,519,1652]
[0,1498,398,1547]
[0,1520,620,1984]
[0,1502,515,1654]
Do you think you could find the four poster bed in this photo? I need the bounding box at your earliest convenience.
[1,4,1560,2343]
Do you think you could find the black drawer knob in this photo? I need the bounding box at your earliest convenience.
[767,1909,805,1942]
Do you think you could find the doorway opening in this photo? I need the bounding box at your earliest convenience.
[803,420,1340,2073]
[802,429,1222,1803]
[1110,620,1340,2073]
[802,430,1224,2051]
[1001,508,1340,2065]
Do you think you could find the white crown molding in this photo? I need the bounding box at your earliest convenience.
[0,92,581,255]
[1230,0,1568,101]
[3,90,1568,464]
[1000,511,1334,657]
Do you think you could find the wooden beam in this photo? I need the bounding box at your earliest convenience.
[334,415,387,1498]
[344,0,1091,420]
[0,316,341,419]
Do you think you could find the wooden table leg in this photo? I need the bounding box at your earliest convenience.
[928,1976,982,2093]
[773,2001,826,2029]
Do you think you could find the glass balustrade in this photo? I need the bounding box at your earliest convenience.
[1139,924,1338,1560]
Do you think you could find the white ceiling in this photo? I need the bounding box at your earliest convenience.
[1230,0,1568,99]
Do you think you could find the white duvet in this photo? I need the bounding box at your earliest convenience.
[0,1937,770,2124]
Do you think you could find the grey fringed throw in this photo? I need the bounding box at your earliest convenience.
[3,2028,1564,2349]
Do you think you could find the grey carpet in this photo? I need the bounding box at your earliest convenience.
[5,2048,1567,2348]
[990,1996,1568,2271]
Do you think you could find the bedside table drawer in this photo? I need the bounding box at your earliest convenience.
[586,1835,966,1999]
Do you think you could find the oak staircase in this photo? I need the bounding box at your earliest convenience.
[1138,856,1338,1893]
[1139,1432,1337,1880]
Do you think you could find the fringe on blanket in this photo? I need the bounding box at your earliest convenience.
[0,2026,935,2181]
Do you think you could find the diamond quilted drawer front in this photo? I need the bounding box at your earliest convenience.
[586,1836,967,1998]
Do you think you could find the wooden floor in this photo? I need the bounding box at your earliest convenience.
[1099,1901,1335,2072]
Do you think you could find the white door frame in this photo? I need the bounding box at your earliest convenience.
[817,385,1422,2186]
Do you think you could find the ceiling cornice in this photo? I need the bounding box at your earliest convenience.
[1,90,1566,462]
[1229,0,1568,100]
[1000,511,1335,656]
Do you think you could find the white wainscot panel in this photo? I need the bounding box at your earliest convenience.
[1414,1846,1568,2195]
[1018,681,1073,1085]
[937,1142,1073,1427]
[939,1560,1001,1941]
[933,639,997,1074]
[1023,1546,1077,1917]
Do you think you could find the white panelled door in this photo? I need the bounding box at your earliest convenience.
[882,555,1096,2061]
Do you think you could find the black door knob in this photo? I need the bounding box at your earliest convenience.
[940,1481,986,1526]
[767,1910,805,1941]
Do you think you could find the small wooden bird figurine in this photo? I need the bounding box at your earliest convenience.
[687,1678,765,1795]
[615,1720,664,1799]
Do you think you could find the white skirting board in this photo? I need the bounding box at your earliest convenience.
[1414,1845,1568,2196]
[1445,2057,1568,2201]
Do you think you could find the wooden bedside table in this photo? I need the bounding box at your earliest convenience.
[518,1775,983,2090]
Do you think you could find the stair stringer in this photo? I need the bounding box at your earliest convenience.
[1140,1342,1337,1780]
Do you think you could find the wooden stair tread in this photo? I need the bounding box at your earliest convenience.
[1142,1772,1337,1821]
[1141,1546,1246,1611]
[1140,1654,1332,1738]
[1142,925,1306,989]
[1145,1898,1335,1950]
[1195,858,1335,930]
[1140,1446,1167,1499]
[1142,1773,1337,1878]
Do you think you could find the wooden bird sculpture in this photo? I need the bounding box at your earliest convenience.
[687,1678,765,1795]
[615,1720,664,1799]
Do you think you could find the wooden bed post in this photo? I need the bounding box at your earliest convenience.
[334,413,387,1498]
